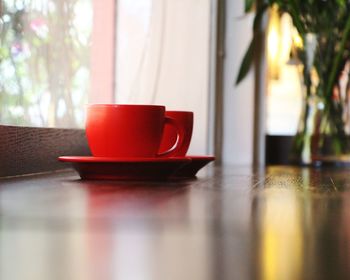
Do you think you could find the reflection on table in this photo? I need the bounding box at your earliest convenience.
[1,166,350,280]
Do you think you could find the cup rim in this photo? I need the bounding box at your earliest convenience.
[166,111,193,114]
[87,104,166,109]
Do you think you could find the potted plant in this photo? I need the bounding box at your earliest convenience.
[237,0,350,165]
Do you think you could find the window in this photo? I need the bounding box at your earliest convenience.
[0,0,115,128]
[0,0,115,176]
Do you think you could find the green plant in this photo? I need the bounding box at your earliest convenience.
[237,0,350,163]
[237,0,350,90]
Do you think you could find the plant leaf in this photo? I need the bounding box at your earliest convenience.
[253,3,269,32]
[336,0,346,8]
[236,2,268,85]
[245,0,255,12]
[235,37,256,85]
[288,0,306,34]
[325,14,350,99]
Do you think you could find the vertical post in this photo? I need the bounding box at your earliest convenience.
[253,0,268,167]
[208,0,225,163]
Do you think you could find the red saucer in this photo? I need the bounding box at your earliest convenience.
[58,156,191,181]
[171,156,215,178]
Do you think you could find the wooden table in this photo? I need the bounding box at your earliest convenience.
[1,165,350,280]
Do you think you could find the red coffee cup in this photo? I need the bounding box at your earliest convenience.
[86,104,185,158]
[159,111,193,157]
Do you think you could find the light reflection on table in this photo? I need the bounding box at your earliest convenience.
[1,166,350,280]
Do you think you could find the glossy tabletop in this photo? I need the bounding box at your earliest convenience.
[1,165,350,280]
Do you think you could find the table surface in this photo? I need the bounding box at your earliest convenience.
[1,165,350,280]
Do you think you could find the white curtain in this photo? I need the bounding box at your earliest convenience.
[115,0,211,155]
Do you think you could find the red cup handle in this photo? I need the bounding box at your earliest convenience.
[157,116,185,157]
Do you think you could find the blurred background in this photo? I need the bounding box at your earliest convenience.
[0,0,302,164]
